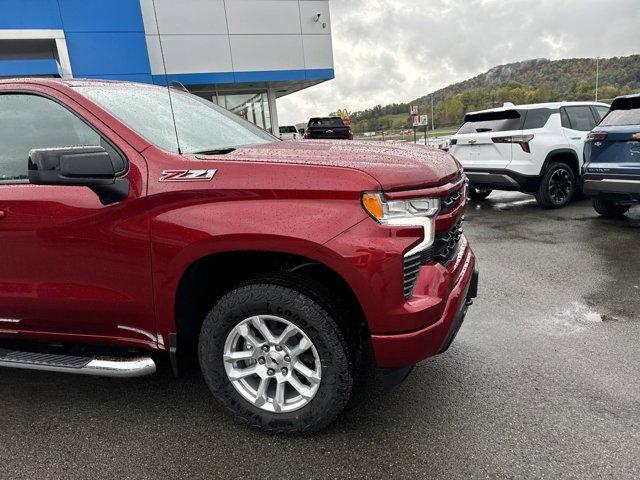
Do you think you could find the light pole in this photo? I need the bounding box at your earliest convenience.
[595,57,600,102]
[431,95,435,134]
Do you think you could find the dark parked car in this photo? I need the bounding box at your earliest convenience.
[583,94,640,217]
[304,116,353,140]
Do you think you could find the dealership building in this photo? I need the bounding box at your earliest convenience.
[0,0,335,134]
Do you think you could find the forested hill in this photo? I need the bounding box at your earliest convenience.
[349,55,640,133]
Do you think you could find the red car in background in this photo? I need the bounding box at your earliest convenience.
[0,78,477,434]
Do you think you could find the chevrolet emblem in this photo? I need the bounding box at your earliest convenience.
[633,133,640,140]
[468,139,476,144]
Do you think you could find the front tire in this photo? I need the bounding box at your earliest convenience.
[469,187,492,200]
[535,162,576,208]
[592,199,630,217]
[198,279,353,434]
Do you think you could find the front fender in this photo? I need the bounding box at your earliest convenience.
[150,193,369,342]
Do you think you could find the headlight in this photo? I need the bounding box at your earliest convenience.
[361,193,440,223]
[361,192,440,256]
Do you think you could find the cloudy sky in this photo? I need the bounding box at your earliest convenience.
[277,0,640,125]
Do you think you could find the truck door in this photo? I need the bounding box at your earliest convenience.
[0,89,156,348]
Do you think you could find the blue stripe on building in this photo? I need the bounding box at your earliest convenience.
[0,0,62,29]
[153,69,335,86]
[0,0,152,81]
[65,32,151,76]
[0,59,59,76]
[57,0,146,32]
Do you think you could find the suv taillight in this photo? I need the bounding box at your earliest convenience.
[492,134,534,153]
[586,132,607,142]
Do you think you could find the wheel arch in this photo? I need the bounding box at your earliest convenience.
[172,249,370,358]
[541,148,580,178]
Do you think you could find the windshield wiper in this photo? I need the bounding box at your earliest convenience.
[192,148,236,155]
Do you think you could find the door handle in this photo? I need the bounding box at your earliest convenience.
[570,136,581,140]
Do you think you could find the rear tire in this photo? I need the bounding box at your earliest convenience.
[535,162,576,208]
[198,279,353,434]
[592,199,630,217]
[469,188,492,200]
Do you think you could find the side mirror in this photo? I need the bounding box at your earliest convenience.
[28,146,129,204]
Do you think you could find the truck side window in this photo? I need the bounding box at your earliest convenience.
[0,94,101,182]
[564,106,597,131]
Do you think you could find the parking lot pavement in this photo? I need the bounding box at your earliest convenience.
[1,192,638,480]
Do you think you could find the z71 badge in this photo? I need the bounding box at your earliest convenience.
[159,169,217,182]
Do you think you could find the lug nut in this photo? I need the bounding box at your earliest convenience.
[246,344,253,350]
[284,355,290,362]
[275,345,282,352]
[261,345,269,352]
[267,368,275,376]
[281,367,288,375]
[258,357,266,365]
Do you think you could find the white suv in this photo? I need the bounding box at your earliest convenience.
[278,125,300,141]
[449,101,610,208]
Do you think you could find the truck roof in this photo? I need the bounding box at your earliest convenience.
[0,77,164,95]
[0,77,133,87]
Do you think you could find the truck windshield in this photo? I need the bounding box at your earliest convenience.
[77,85,275,154]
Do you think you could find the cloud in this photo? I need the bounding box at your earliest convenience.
[277,0,639,125]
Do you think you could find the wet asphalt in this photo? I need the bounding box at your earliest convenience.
[1,192,639,480]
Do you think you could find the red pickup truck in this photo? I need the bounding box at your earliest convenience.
[0,79,477,434]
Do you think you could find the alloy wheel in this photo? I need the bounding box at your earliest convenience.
[223,315,322,413]
[548,168,573,204]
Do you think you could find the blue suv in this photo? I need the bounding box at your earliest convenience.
[583,94,640,217]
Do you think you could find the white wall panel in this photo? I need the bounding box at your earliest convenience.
[145,34,163,74]
[225,0,302,35]
[148,35,233,74]
[139,0,333,74]
[139,0,159,34]
[151,0,228,35]
[302,34,333,69]
[230,34,305,71]
[299,0,331,34]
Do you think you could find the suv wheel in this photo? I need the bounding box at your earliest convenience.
[592,199,630,217]
[535,162,575,208]
[469,188,492,200]
[198,279,353,434]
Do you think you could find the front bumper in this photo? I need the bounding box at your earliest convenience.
[371,252,478,369]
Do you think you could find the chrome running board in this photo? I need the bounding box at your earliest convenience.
[0,347,156,378]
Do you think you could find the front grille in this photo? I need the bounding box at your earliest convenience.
[402,218,464,297]
[426,219,464,264]
[440,187,464,213]
[403,252,423,297]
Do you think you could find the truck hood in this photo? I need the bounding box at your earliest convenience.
[198,140,461,191]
